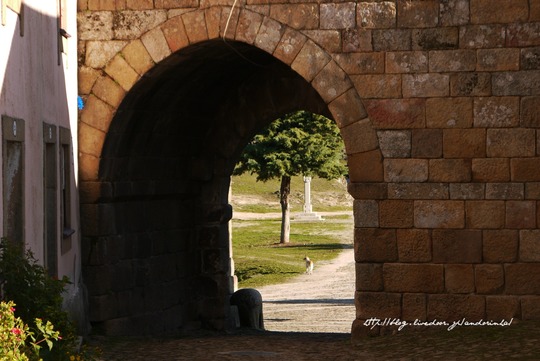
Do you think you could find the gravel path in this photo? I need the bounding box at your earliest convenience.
[257,247,355,333]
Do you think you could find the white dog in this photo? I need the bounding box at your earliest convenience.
[304,256,314,274]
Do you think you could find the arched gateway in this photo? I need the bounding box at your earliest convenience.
[78,2,540,338]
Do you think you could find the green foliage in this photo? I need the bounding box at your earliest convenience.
[234,110,347,181]
[0,300,61,361]
[0,238,99,361]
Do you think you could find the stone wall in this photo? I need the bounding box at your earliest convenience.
[77,0,540,337]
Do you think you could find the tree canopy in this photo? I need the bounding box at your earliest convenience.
[234,110,347,181]
[234,110,347,243]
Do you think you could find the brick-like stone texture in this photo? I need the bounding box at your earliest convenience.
[505,264,540,294]
[429,159,471,183]
[402,293,426,321]
[354,228,397,262]
[415,201,464,229]
[356,292,401,319]
[377,130,411,158]
[341,119,379,154]
[355,263,383,292]
[379,200,414,228]
[384,263,444,293]
[443,129,486,158]
[427,295,485,322]
[475,264,504,294]
[445,264,475,293]
[520,230,540,262]
[486,296,520,320]
[397,229,431,262]
[426,97,472,128]
[465,201,505,229]
[384,159,428,183]
[472,158,510,182]
[432,229,482,263]
[364,99,425,129]
[357,1,396,29]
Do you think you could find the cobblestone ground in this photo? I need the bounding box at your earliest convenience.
[92,322,540,361]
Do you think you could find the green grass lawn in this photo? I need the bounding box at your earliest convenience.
[232,216,352,288]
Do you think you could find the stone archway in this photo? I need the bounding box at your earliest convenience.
[78,7,377,335]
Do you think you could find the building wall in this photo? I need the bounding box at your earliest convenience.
[0,0,87,332]
[76,0,540,337]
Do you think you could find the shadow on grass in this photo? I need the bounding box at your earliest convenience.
[269,243,353,250]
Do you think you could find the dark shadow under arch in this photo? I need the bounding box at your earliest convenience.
[84,40,333,335]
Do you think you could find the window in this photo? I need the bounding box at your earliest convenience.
[57,0,70,65]
[43,123,58,277]
[2,115,24,246]
[1,0,24,36]
[59,127,73,253]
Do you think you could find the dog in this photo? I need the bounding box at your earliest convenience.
[303,256,314,274]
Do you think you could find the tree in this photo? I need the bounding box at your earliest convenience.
[234,110,347,243]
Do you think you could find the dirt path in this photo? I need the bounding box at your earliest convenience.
[257,247,356,333]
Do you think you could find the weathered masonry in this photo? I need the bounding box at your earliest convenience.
[77,1,540,338]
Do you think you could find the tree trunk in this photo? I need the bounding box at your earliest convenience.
[279,175,291,244]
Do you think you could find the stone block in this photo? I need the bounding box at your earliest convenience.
[122,40,154,75]
[88,0,116,10]
[505,264,540,294]
[459,25,505,48]
[254,17,285,54]
[113,10,168,40]
[182,10,208,43]
[415,201,465,229]
[486,296,520,320]
[89,293,118,322]
[450,72,491,96]
[348,183,387,202]
[386,51,428,73]
[440,0,470,26]
[269,4,318,30]
[521,47,540,70]
[320,2,355,29]
[377,130,410,158]
[526,183,540,199]
[126,0,153,9]
[427,294,485,322]
[486,183,524,200]
[220,5,240,40]
[85,40,128,69]
[373,29,411,51]
[334,53,385,75]
[342,28,372,52]
[92,75,126,108]
[429,50,476,72]
[312,61,353,103]
[511,158,540,181]
[356,291,402,319]
[429,159,471,183]
[388,183,448,200]
[352,74,401,98]
[449,184,485,200]
[474,97,519,127]
[471,0,528,24]
[78,122,106,158]
[383,263,444,293]
[533,1,540,21]
[475,264,504,294]
[412,28,459,50]
[487,129,536,157]
[347,150,384,182]
[432,229,482,263]
[492,70,540,96]
[507,23,540,47]
[357,1,396,29]
[156,0,197,7]
[235,9,263,44]
[521,296,540,320]
[445,264,475,294]
[161,16,189,53]
[328,88,368,128]
[78,66,101,94]
[397,229,431,262]
[379,200,414,228]
[105,55,140,91]
[355,263,383,291]
[443,129,486,158]
[79,153,100,181]
[273,28,307,65]
[402,293,426,321]
[411,129,442,158]
[397,0,438,28]
[341,119,379,154]
[80,95,114,132]
[291,40,331,82]
[364,99,425,129]
[506,201,536,229]
[465,201,505,229]
[78,11,114,41]
[520,230,540,261]
[384,159,428,183]
[302,30,342,53]
[403,73,449,98]
[83,264,113,296]
[521,96,540,127]
[426,97,472,128]
[477,49,520,71]
[472,158,510,182]
[353,200,378,228]
[354,228,397,263]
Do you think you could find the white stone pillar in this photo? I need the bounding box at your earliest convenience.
[303,176,312,213]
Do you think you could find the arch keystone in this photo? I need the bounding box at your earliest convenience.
[235,9,263,44]
[183,10,209,43]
